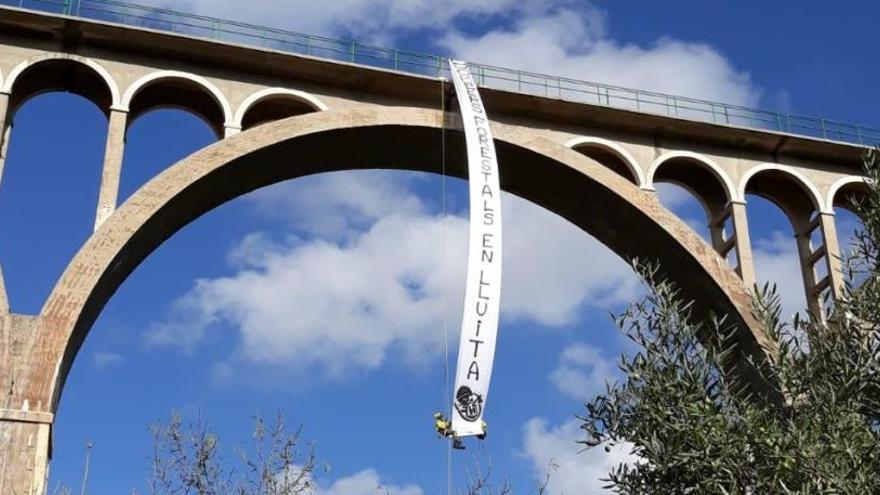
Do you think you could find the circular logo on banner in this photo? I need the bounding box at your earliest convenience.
[454,386,483,422]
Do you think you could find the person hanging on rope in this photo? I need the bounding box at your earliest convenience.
[434,412,452,436]
[433,412,466,450]
[433,412,487,449]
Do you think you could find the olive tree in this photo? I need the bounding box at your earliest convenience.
[147,411,323,495]
[581,151,880,493]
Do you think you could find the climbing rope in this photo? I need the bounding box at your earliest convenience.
[440,76,453,495]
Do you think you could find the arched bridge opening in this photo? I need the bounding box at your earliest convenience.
[32,107,775,418]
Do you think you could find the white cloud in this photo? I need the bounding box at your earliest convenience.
[442,9,759,106]
[277,466,422,495]
[501,186,641,327]
[521,417,636,493]
[752,230,808,319]
[148,210,463,376]
[550,343,616,400]
[93,351,124,370]
[147,171,639,380]
[157,0,559,42]
[314,469,422,495]
[248,172,424,241]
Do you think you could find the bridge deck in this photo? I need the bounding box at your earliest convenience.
[0,0,877,157]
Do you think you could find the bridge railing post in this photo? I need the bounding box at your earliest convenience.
[63,0,81,16]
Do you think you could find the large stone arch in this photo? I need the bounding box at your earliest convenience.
[29,106,776,415]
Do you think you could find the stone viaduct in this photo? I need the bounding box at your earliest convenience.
[0,3,872,492]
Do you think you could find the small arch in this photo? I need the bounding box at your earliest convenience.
[2,54,121,114]
[122,70,233,137]
[234,88,328,131]
[827,176,870,215]
[647,151,734,220]
[0,90,109,313]
[648,152,735,197]
[739,164,825,215]
[741,164,826,316]
[566,136,644,186]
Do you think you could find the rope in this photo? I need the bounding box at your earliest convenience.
[440,76,453,495]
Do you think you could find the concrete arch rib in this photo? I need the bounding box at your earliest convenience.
[646,151,736,201]
[234,87,328,129]
[565,136,645,187]
[739,163,826,212]
[827,176,870,213]
[35,106,776,412]
[121,70,234,128]
[1,53,122,109]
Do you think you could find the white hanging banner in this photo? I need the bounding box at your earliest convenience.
[448,59,503,438]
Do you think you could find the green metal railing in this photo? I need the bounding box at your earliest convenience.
[4,0,879,147]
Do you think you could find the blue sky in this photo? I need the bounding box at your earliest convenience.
[0,0,872,493]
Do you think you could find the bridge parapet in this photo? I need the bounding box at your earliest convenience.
[3,0,879,147]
